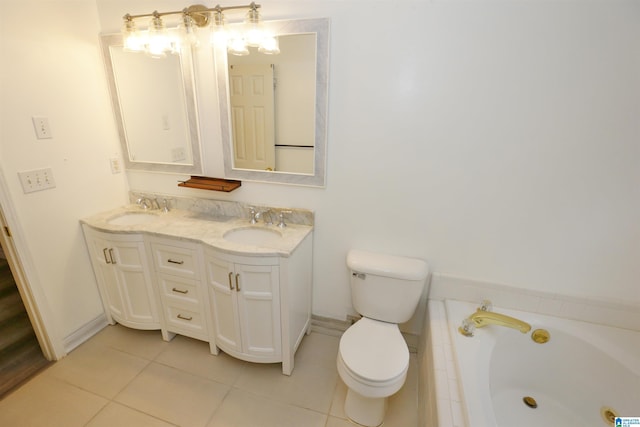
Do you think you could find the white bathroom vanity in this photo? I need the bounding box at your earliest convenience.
[81,200,313,375]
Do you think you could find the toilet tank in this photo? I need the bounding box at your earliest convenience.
[347,250,429,324]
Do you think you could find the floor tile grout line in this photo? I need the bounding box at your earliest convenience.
[42,334,177,427]
[26,373,112,425]
[145,357,246,391]
[51,341,157,403]
[40,370,112,402]
[110,360,233,427]
[326,377,345,420]
[203,382,235,427]
[225,383,338,420]
[88,398,182,427]
[82,399,111,427]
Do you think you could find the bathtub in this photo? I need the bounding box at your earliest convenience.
[444,299,640,427]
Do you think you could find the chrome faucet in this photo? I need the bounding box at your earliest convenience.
[278,210,292,228]
[249,207,274,225]
[136,197,152,210]
[160,198,170,213]
[136,197,164,211]
[248,207,258,224]
[256,209,274,225]
[459,300,531,337]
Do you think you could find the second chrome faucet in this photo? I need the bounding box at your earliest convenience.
[248,207,291,228]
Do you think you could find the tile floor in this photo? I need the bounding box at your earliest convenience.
[0,325,418,427]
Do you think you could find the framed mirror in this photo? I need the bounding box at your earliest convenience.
[100,33,203,174]
[216,18,329,186]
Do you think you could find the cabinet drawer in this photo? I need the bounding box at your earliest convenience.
[151,243,199,279]
[164,304,207,338]
[158,275,200,305]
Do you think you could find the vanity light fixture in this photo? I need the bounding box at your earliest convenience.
[121,2,279,58]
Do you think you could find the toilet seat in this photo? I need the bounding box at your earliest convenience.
[339,317,409,384]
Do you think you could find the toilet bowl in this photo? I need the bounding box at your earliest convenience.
[338,249,428,427]
[337,318,409,426]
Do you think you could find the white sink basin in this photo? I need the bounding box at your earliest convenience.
[223,227,282,246]
[108,212,159,226]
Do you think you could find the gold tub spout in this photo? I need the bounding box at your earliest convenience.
[459,309,531,336]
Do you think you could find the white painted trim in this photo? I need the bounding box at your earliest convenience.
[0,165,66,360]
[63,313,109,353]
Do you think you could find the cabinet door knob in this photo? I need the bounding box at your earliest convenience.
[235,273,241,292]
[168,259,184,265]
[172,287,188,294]
[103,248,111,264]
[108,248,116,264]
[228,272,234,290]
[177,314,192,321]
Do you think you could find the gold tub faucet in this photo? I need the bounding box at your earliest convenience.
[459,300,531,336]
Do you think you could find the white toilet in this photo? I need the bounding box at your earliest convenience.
[337,249,429,427]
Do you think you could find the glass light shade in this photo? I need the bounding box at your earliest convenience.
[179,13,199,48]
[258,36,280,55]
[209,11,228,46]
[146,15,171,58]
[122,19,145,52]
[243,7,264,47]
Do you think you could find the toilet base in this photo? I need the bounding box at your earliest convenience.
[344,388,387,427]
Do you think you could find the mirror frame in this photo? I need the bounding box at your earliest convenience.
[100,33,203,174]
[216,18,330,187]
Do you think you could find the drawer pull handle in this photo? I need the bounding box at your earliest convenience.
[228,272,234,290]
[235,273,241,292]
[103,248,111,264]
[177,314,193,321]
[168,259,184,265]
[172,287,188,294]
[108,248,116,264]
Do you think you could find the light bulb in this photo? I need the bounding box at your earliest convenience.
[146,14,171,58]
[122,17,145,52]
[227,36,249,56]
[179,13,199,48]
[209,10,228,46]
[259,36,280,55]
[243,6,264,48]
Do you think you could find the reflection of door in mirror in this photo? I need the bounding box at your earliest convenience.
[219,18,328,186]
[227,34,316,174]
[110,49,193,165]
[229,64,275,171]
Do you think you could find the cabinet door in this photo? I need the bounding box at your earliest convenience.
[86,234,125,321]
[235,263,281,359]
[111,240,157,325]
[206,256,242,353]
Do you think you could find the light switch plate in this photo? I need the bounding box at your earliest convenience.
[109,158,122,174]
[18,168,56,193]
[32,116,53,139]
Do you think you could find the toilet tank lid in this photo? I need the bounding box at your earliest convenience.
[347,250,428,281]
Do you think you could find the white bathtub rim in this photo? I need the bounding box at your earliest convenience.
[443,299,640,427]
[445,299,640,375]
[429,273,640,332]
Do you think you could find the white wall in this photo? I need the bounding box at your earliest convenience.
[10,0,636,342]
[0,0,128,344]
[96,0,640,323]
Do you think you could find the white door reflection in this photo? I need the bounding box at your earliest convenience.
[229,63,275,171]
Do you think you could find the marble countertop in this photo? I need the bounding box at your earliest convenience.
[81,205,313,257]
